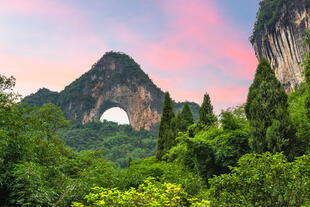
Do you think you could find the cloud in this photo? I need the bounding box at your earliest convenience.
[110,0,258,78]
[109,0,257,110]
[0,0,109,97]
[158,0,257,78]
[0,53,99,97]
[0,0,78,18]
[0,0,258,112]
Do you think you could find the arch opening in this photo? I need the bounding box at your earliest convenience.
[100,107,130,125]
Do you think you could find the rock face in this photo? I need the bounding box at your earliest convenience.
[23,52,199,134]
[251,0,310,91]
[58,52,166,133]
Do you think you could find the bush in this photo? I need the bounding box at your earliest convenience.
[72,177,210,207]
[208,152,310,206]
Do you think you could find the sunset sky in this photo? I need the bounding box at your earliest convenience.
[0,0,260,121]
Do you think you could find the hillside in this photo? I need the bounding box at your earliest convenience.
[251,0,310,91]
[23,51,200,134]
[58,120,157,168]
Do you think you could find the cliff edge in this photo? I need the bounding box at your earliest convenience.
[251,0,310,91]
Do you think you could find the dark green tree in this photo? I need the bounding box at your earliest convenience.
[208,152,310,206]
[37,103,71,142]
[0,75,18,106]
[245,58,297,159]
[199,92,216,126]
[174,103,194,133]
[181,103,194,127]
[156,92,175,160]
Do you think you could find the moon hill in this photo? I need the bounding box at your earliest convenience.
[23,51,199,134]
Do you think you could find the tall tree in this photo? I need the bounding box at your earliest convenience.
[37,103,71,142]
[174,103,194,133]
[181,103,194,127]
[156,92,175,160]
[245,58,296,159]
[199,93,216,126]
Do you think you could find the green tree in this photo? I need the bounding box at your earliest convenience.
[37,103,71,142]
[173,103,194,133]
[72,177,210,207]
[199,93,216,127]
[156,92,175,160]
[0,75,18,105]
[208,152,310,206]
[181,102,194,127]
[0,75,121,206]
[245,58,297,159]
[167,107,250,181]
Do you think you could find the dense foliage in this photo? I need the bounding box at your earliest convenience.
[59,121,157,168]
[167,107,250,181]
[22,88,59,107]
[174,101,200,121]
[3,50,310,205]
[175,103,194,133]
[199,93,216,127]
[208,152,310,206]
[245,58,297,160]
[3,27,310,206]
[156,92,175,160]
[0,77,120,206]
[72,178,210,207]
[120,156,206,196]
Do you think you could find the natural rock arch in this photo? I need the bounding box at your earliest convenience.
[57,52,165,132]
[81,83,162,131]
[23,52,200,134]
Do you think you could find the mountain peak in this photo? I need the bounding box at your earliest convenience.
[23,52,199,134]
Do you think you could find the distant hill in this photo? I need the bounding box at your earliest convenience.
[58,120,157,168]
[23,51,200,134]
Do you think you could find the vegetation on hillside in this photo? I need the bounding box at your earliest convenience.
[208,152,310,206]
[3,25,310,206]
[72,177,210,207]
[250,0,310,43]
[22,88,59,107]
[245,58,298,160]
[0,75,209,206]
[2,49,310,205]
[22,51,200,123]
[156,92,175,160]
[0,76,118,206]
[59,121,157,168]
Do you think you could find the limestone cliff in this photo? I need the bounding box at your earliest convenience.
[251,0,310,91]
[23,51,199,134]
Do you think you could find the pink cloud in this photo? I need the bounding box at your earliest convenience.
[0,0,257,113]
[159,0,257,78]
[0,53,98,96]
[144,46,191,70]
[0,0,77,17]
[0,0,109,97]
[208,84,248,103]
[149,75,184,92]
[112,0,257,79]
[149,74,247,113]
[108,0,256,111]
